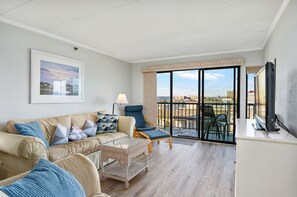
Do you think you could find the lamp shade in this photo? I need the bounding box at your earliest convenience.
[115,93,128,104]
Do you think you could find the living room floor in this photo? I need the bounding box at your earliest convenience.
[100,138,236,197]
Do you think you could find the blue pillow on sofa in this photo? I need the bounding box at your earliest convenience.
[96,113,119,133]
[0,159,86,197]
[14,121,49,148]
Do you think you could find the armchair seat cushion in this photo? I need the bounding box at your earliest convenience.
[142,130,170,140]
[136,126,156,131]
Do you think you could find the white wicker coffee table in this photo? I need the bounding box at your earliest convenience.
[99,137,150,188]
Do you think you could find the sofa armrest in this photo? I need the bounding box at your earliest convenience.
[0,154,107,197]
[54,153,102,197]
[0,131,48,163]
[117,116,136,137]
[90,193,110,197]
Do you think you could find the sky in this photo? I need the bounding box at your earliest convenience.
[40,60,79,85]
[248,73,255,91]
[157,68,236,97]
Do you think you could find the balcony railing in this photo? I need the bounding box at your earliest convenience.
[157,102,236,133]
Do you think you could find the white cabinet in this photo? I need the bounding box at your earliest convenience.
[235,119,297,197]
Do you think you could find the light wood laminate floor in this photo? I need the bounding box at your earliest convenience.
[100,138,236,197]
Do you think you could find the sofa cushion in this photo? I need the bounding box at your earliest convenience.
[7,116,71,143]
[48,137,100,162]
[0,158,85,197]
[14,121,49,148]
[71,112,97,129]
[48,132,128,161]
[83,128,97,137]
[83,120,97,136]
[51,124,70,146]
[96,113,119,133]
[69,126,87,141]
[6,112,105,143]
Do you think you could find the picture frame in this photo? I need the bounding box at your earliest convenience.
[30,49,84,103]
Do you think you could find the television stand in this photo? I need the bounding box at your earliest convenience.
[235,119,297,197]
[252,122,264,130]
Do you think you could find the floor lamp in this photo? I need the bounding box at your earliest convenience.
[112,93,128,114]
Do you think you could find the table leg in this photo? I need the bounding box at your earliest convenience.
[125,166,129,188]
[100,160,104,179]
[146,154,149,172]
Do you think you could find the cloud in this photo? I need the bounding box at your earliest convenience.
[176,71,198,80]
[41,60,79,82]
[205,73,224,80]
[176,71,224,80]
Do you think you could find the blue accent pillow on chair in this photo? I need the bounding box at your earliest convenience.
[14,121,49,147]
[0,159,86,197]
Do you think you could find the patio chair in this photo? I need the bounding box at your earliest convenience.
[202,105,228,140]
[125,105,172,152]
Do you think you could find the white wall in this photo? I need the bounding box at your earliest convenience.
[0,22,132,130]
[132,50,263,118]
[264,0,297,137]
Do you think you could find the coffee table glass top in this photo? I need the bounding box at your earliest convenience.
[103,137,147,149]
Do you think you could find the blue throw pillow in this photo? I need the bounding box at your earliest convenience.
[83,120,97,136]
[0,159,86,197]
[14,121,49,147]
[51,124,70,146]
[96,113,119,133]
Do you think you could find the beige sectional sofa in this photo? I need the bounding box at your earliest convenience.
[0,112,135,180]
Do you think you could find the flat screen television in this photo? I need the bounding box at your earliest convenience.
[254,62,279,131]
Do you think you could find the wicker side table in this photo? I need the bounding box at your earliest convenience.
[99,137,150,188]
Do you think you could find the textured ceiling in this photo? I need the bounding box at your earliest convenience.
[0,0,286,63]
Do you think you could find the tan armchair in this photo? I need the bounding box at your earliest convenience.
[0,132,48,179]
[0,153,109,197]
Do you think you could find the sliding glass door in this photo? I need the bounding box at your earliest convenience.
[172,70,199,138]
[156,66,240,144]
[157,72,171,133]
[201,67,240,143]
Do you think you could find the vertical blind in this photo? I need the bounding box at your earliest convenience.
[143,72,157,124]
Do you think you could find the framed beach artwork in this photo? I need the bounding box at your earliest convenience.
[30,50,84,103]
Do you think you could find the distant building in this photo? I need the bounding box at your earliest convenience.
[227,90,236,98]
[247,90,255,103]
[222,98,232,103]
[174,96,184,100]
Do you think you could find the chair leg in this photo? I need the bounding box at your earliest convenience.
[216,125,221,139]
[148,143,153,153]
[206,124,210,139]
[169,137,173,149]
